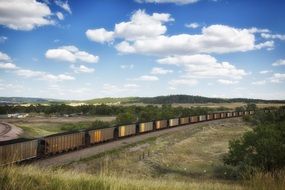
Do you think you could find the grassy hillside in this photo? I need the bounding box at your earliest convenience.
[0,166,245,190]
[63,118,250,181]
[1,117,284,190]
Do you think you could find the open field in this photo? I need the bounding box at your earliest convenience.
[1,117,284,190]
[0,116,115,138]
[121,102,285,109]
[62,118,251,181]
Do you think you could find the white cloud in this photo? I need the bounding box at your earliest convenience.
[88,10,273,55]
[272,59,285,66]
[261,33,285,41]
[248,28,270,33]
[255,40,274,50]
[86,28,115,43]
[135,0,200,5]
[158,54,247,79]
[14,68,74,82]
[70,65,95,73]
[150,67,173,75]
[0,36,7,43]
[270,73,285,83]
[0,63,17,70]
[56,12,64,20]
[169,79,198,86]
[259,70,272,74]
[0,51,11,62]
[218,79,239,85]
[116,24,263,55]
[86,10,173,43]
[45,45,99,63]
[0,51,75,83]
[252,80,266,85]
[55,0,71,14]
[0,0,54,31]
[114,10,173,41]
[185,22,200,29]
[120,64,134,69]
[135,75,159,81]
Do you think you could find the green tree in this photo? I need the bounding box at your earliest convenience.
[246,103,257,111]
[224,111,285,173]
[116,112,137,124]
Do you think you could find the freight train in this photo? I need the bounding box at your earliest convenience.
[0,110,261,166]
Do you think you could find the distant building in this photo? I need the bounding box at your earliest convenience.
[7,113,29,118]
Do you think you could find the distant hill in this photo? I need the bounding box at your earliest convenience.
[86,95,285,105]
[0,97,64,104]
[1,95,285,105]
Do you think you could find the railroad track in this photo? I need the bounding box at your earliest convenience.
[0,122,12,136]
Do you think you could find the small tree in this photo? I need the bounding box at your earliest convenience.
[116,112,137,124]
[246,103,257,111]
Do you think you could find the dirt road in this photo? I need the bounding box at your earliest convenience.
[35,118,240,167]
[0,122,23,141]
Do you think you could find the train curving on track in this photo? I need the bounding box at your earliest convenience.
[0,110,270,166]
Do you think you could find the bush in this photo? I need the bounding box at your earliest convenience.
[224,111,285,175]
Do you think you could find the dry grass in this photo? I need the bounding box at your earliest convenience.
[0,165,244,190]
[244,171,285,190]
[63,118,251,182]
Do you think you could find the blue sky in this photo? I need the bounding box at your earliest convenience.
[0,0,285,100]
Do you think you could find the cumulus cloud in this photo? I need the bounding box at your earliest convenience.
[270,73,285,83]
[55,0,72,14]
[88,10,274,55]
[0,63,17,70]
[116,24,265,55]
[255,40,274,50]
[218,79,239,85]
[272,59,285,66]
[114,10,173,41]
[45,45,99,63]
[185,22,200,29]
[150,67,173,75]
[0,51,75,82]
[86,28,115,44]
[56,12,64,20]
[70,65,95,73]
[14,69,74,82]
[0,51,11,62]
[135,75,159,81]
[135,0,200,5]
[0,0,54,30]
[86,10,173,43]
[261,33,285,41]
[158,54,247,79]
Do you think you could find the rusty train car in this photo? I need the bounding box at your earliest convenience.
[88,127,115,144]
[179,117,190,125]
[139,122,154,133]
[0,110,267,166]
[155,120,168,130]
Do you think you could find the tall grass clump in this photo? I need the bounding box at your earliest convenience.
[0,165,244,190]
[243,170,285,190]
